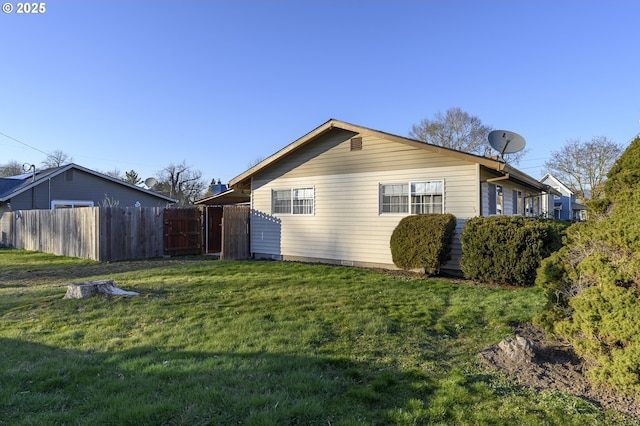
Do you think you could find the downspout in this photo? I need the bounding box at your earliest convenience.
[27,164,36,208]
[477,164,482,217]
[249,176,253,258]
[204,206,209,255]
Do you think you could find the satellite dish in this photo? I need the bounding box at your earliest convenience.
[144,177,157,188]
[488,130,526,157]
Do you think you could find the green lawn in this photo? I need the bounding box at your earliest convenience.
[0,249,635,425]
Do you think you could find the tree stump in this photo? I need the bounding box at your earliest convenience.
[63,279,139,299]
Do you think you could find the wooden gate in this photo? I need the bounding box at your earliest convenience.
[203,206,223,254]
[164,207,202,256]
[221,205,250,260]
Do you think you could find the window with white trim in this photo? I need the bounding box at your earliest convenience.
[411,181,443,214]
[272,189,291,214]
[272,187,314,215]
[380,183,409,213]
[380,180,444,214]
[292,188,314,214]
[51,200,94,209]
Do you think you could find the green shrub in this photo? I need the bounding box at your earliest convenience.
[390,214,457,275]
[535,136,640,397]
[459,216,567,287]
[556,283,640,396]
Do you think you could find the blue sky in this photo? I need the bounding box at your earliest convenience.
[1,0,639,186]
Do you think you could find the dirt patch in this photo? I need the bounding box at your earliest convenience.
[478,323,640,418]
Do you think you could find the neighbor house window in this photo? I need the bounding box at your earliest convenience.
[525,193,533,216]
[525,194,539,217]
[496,185,504,215]
[380,180,444,214]
[51,200,94,209]
[272,187,314,215]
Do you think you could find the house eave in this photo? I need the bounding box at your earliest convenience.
[193,188,251,205]
[1,163,178,204]
[229,118,512,189]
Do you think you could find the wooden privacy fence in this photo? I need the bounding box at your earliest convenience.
[163,207,203,256]
[7,205,251,261]
[221,205,250,260]
[13,207,164,261]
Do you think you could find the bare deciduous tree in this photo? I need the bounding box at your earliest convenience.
[42,150,73,168]
[544,136,622,200]
[155,161,206,205]
[104,168,123,180]
[247,156,265,169]
[0,160,24,177]
[409,107,526,164]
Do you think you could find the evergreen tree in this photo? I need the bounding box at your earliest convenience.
[536,136,640,397]
[124,170,142,185]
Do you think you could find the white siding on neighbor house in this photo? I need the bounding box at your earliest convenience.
[249,130,480,269]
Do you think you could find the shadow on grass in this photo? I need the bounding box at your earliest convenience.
[0,337,428,424]
[1,255,221,283]
[0,335,523,425]
[1,336,602,425]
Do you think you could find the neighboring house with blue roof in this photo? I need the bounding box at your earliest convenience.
[540,173,587,221]
[0,163,176,246]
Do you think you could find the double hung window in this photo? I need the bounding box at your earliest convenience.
[411,181,443,214]
[380,180,444,214]
[272,187,314,215]
[380,184,409,213]
[292,188,314,214]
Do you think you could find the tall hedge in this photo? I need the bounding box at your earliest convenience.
[390,214,457,275]
[459,216,567,287]
[535,136,640,397]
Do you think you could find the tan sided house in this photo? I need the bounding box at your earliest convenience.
[229,119,557,272]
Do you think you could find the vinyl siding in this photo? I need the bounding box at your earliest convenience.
[480,169,546,217]
[250,129,479,269]
[7,169,171,210]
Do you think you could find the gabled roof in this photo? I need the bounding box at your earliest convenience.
[0,163,177,203]
[0,176,24,198]
[540,173,574,196]
[229,119,553,193]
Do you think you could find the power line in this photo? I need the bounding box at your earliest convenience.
[0,131,50,156]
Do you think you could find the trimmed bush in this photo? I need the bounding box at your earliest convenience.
[390,214,457,275]
[535,136,640,397]
[459,216,567,287]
